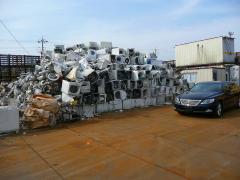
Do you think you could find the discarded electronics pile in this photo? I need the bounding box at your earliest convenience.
[0,41,188,129]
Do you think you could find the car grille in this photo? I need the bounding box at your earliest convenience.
[180,99,201,106]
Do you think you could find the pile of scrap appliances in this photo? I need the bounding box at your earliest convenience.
[0,41,188,130]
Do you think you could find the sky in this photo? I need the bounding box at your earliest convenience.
[0,0,240,60]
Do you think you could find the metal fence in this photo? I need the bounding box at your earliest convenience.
[0,54,40,81]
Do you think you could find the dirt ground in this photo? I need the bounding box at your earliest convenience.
[0,106,240,179]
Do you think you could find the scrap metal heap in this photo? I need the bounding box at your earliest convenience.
[0,42,188,128]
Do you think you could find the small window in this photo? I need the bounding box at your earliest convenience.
[213,71,217,81]
[183,72,197,83]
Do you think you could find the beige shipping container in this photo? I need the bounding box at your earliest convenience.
[175,36,235,67]
[181,68,227,83]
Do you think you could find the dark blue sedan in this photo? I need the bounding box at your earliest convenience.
[174,81,240,117]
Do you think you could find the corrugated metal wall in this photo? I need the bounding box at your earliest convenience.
[176,37,235,67]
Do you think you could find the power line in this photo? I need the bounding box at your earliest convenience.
[0,18,30,54]
[0,39,37,43]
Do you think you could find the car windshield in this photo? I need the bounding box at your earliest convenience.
[190,83,223,92]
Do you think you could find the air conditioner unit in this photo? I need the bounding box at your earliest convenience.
[130,56,139,65]
[160,86,166,94]
[109,70,118,80]
[117,70,132,80]
[86,49,97,62]
[112,48,126,56]
[110,55,116,63]
[126,90,133,99]
[132,89,141,99]
[115,55,125,64]
[98,54,111,62]
[138,70,146,80]
[100,41,112,49]
[121,80,131,89]
[142,79,150,88]
[137,80,143,88]
[165,87,171,95]
[114,55,130,64]
[82,94,92,104]
[128,65,143,70]
[61,80,81,97]
[142,64,153,71]
[96,48,108,55]
[96,59,111,70]
[105,82,113,94]
[150,70,161,79]
[98,69,110,82]
[85,71,99,83]
[119,64,125,70]
[151,88,160,97]
[155,78,161,86]
[125,57,130,64]
[127,48,135,56]
[85,42,99,50]
[54,45,65,54]
[131,71,139,81]
[145,70,151,79]
[131,88,149,99]
[97,79,105,94]
[130,56,145,65]
[112,80,121,90]
[130,81,137,89]
[90,83,98,93]
[123,80,131,89]
[80,81,91,93]
[150,79,158,87]
[91,94,99,104]
[141,88,150,98]
[166,78,174,87]
[114,90,127,100]
[169,79,175,87]
[120,80,128,90]
[106,92,114,102]
[160,77,167,86]
[106,80,121,91]
[98,94,107,104]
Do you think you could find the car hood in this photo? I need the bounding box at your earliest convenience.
[179,91,222,100]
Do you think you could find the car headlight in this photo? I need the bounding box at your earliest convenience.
[175,97,181,104]
[201,99,215,104]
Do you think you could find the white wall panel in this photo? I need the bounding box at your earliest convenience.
[176,37,234,67]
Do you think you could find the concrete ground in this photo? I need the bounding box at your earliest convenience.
[0,106,240,180]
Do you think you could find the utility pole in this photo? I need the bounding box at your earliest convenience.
[228,32,234,38]
[38,36,48,58]
[154,48,159,57]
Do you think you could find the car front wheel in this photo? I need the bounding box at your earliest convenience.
[214,102,223,118]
